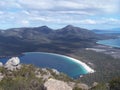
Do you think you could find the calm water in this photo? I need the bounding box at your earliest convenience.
[0,52,89,78]
[97,38,120,48]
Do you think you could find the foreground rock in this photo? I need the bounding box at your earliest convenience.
[76,83,89,90]
[4,57,21,71]
[44,78,72,90]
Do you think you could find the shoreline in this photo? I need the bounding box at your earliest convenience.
[24,52,95,74]
[97,40,120,48]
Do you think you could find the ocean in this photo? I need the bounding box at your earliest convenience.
[97,38,120,48]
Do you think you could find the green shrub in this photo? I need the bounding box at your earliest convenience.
[109,77,120,90]
[73,87,82,90]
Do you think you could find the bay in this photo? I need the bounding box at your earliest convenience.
[0,52,94,78]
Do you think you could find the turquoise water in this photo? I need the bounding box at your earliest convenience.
[0,52,89,78]
[97,38,120,48]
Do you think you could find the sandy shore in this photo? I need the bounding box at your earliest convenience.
[24,52,95,74]
[62,56,95,73]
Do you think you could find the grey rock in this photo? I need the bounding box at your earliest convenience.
[92,82,99,87]
[68,82,76,88]
[41,68,52,80]
[4,57,21,71]
[5,57,20,66]
[52,69,60,75]
[44,78,72,90]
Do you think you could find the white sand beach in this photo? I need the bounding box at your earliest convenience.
[25,52,95,74]
[57,54,95,73]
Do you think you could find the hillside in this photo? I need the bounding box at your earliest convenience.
[0,57,94,90]
[0,57,119,90]
[0,25,100,56]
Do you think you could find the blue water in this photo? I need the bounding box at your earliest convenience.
[97,38,120,48]
[94,31,120,34]
[0,52,88,78]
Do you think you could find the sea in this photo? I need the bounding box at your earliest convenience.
[97,38,120,48]
[95,30,120,48]
[0,52,89,78]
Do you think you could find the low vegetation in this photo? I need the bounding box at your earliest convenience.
[0,65,46,90]
[109,77,120,90]
[0,64,75,90]
[70,50,120,85]
[0,64,119,90]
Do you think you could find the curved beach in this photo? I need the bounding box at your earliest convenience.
[24,52,95,74]
[63,56,95,73]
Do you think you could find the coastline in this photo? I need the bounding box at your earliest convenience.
[97,38,120,48]
[24,52,95,74]
[63,56,95,73]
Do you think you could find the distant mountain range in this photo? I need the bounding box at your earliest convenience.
[0,25,98,40]
[0,25,108,56]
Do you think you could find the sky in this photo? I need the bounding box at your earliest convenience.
[0,0,120,30]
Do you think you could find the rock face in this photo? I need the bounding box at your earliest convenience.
[44,78,72,90]
[4,57,21,71]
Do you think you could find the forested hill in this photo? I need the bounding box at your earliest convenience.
[0,25,101,56]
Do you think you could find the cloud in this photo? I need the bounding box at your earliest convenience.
[0,0,119,29]
[18,0,54,10]
[20,20,30,26]
[0,0,22,11]
[0,11,4,14]
[17,0,119,14]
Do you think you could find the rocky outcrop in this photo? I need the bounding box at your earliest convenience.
[44,78,72,90]
[4,57,21,71]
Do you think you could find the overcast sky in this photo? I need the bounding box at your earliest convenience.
[0,0,120,29]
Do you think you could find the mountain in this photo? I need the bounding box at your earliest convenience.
[0,25,98,40]
[0,26,53,37]
[57,25,95,35]
[55,25,98,41]
[0,25,101,56]
[0,26,54,43]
